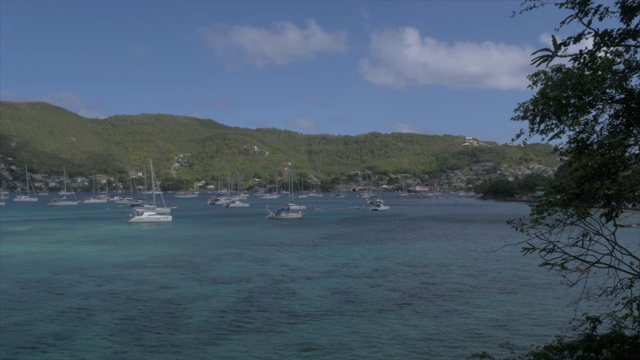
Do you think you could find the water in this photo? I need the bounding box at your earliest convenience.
[2,195,633,359]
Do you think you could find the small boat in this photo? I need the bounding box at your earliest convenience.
[266,205,302,219]
[224,200,250,208]
[370,202,390,211]
[127,199,145,207]
[260,193,280,199]
[82,195,108,204]
[174,191,198,198]
[208,195,242,205]
[14,195,38,202]
[128,209,172,223]
[48,196,81,206]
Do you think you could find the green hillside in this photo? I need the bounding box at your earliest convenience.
[0,101,558,186]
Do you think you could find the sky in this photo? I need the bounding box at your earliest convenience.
[0,1,567,144]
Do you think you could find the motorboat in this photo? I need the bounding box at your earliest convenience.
[266,205,302,219]
[224,200,249,208]
[14,195,38,203]
[174,191,198,198]
[82,195,108,204]
[370,202,390,211]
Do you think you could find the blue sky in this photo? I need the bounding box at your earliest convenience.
[1,1,565,143]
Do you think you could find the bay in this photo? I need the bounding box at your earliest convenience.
[2,194,632,359]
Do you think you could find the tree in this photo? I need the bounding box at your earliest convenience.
[510,0,640,332]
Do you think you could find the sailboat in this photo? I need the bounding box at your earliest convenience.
[267,166,302,219]
[57,166,75,195]
[368,175,390,211]
[13,165,38,202]
[0,180,9,195]
[283,170,305,210]
[129,159,172,223]
[83,171,108,204]
[49,166,80,205]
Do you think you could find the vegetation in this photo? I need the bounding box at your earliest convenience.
[475,173,551,199]
[473,0,640,358]
[0,101,557,189]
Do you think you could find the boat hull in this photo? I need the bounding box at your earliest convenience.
[13,196,38,202]
[128,211,173,223]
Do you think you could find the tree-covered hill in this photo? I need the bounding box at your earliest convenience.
[0,101,558,185]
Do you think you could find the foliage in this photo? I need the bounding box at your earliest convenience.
[470,317,640,360]
[0,101,557,186]
[510,0,640,331]
[475,173,551,199]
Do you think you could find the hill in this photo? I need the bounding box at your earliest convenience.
[0,101,558,187]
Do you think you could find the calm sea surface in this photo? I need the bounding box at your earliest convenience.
[2,194,636,359]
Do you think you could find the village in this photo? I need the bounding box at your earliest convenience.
[0,153,556,196]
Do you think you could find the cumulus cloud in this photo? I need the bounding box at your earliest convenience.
[284,116,320,130]
[359,27,534,90]
[201,19,348,67]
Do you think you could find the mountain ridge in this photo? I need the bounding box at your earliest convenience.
[0,101,558,185]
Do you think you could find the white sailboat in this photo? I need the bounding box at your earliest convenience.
[83,171,108,204]
[49,166,80,205]
[0,180,9,195]
[13,165,38,202]
[267,166,302,219]
[129,159,172,223]
[57,166,75,195]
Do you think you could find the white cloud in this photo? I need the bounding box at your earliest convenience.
[201,19,348,67]
[359,27,534,90]
[284,116,320,130]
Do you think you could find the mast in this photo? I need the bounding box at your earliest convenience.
[150,159,156,207]
[25,165,30,196]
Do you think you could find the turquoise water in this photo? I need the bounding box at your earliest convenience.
[2,195,629,359]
